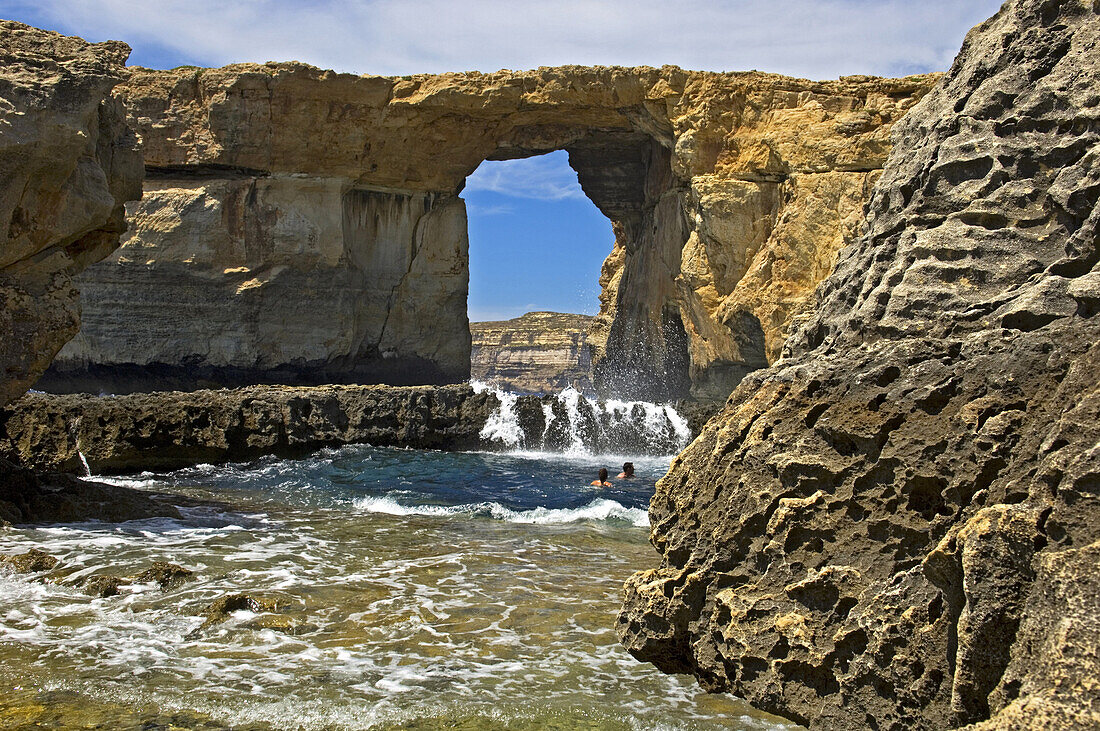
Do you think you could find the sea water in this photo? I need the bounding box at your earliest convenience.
[0,407,793,729]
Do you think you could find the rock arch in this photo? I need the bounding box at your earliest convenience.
[42,63,936,401]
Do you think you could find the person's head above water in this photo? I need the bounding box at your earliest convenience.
[617,462,635,479]
[591,468,611,487]
[598,468,608,481]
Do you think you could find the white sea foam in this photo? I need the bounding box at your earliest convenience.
[352,496,649,527]
[471,380,524,447]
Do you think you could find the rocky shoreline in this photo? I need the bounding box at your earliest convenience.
[0,384,719,477]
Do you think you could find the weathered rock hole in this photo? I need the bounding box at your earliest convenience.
[1001,308,1062,332]
[834,597,859,621]
[779,660,840,696]
[739,657,769,683]
[784,527,826,554]
[928,594,944,622]
[916,379,958,415]
[804,402,829,429]
[875,366,901,387]
[928,156,994,191]
[906,472,950,518]
[788,580,840,612]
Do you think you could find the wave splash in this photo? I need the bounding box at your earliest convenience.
[471,382,692,456]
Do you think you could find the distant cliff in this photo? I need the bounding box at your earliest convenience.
[470,312,593,394]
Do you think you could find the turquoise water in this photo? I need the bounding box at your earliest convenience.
[0,445,793,730]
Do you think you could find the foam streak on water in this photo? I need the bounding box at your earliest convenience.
[0,445,793,730]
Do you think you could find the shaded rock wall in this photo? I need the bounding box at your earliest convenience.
[1,385,501,474]
[471,311,593,393]
[618,1,1100,729]
[0,21,142,407]
[44,63,937,401]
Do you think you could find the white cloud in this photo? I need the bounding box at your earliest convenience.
[464,202,516,216]
[464,153,585,201]
[6,0,1003,79]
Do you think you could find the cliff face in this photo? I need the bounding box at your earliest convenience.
[0,21,142,407]
[470,311,593,393]
[41,63,936,400]
[618,2,1100,729]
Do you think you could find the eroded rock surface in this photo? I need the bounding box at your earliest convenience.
[41,62,936,401]
[471,311,593,393]
[0,384,503,473]
[0,21,142,407]
[1,383,704,473]
[618,2,1100,729]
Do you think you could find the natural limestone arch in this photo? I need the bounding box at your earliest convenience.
[43,63,937,401]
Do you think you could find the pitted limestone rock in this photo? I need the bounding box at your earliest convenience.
[619,2,1100,729]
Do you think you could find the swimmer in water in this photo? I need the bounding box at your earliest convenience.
[590,468,612,487]
[616,462,635,479]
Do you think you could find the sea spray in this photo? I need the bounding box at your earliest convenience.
[471,381,693,456]
[77,451,92,478]
[471,380,524,448]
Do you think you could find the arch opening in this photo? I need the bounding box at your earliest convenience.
[463,150,612,395]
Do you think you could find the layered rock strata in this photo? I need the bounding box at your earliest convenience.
[618,1,1100,729]
[0,21,142,407]
[470,311,594,393]
[42,62,937,401]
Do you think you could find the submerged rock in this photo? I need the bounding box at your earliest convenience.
[197,593,281,633]
[134,562,193,592]
[619,2,1100,729]
[0,457,181,524]
[81,574,128,598]
[0,549,58,574]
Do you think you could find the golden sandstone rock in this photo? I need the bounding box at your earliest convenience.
[0,21,142,408]
[44,63,937,400]
[618,1,1100,728]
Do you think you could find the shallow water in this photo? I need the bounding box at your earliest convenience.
[0,445,793,730]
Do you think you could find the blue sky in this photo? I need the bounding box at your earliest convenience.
[2,0,1004,321]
